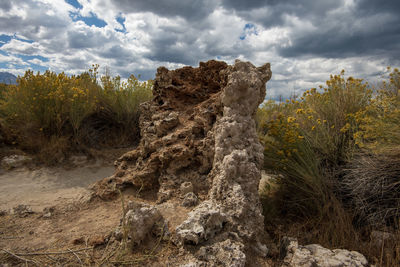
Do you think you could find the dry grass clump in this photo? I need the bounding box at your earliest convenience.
[342,149,400,226]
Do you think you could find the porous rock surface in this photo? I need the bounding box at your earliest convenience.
[281,237,368,267]
[92,59,272,266]
[123,201,166,246]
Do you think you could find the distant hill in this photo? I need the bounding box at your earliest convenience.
[0,72,17,85]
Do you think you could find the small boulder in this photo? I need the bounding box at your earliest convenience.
[124,201,166,246]
[281,237,368,267]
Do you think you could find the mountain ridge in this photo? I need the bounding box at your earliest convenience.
[0,72,17,84]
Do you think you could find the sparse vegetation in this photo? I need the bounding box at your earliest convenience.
[257,68,400,266]
[0,65,152,164]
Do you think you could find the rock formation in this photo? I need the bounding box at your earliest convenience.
[93,59,272,266]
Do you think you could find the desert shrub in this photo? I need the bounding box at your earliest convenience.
[258,71,372,219]
[0,69,99,152]
[259,68,400,266]
[342,68,400,226]
[0,66,153,162]
[94,73,153,146]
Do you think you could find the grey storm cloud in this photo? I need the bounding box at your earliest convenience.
[110,0,218,20]
[67,30,111,49]
[222,0,342,26]
[220,0,400,63]
[144,28,205,65]
[278,0,400,61]
[99,45,135,60]
[0,1,11,11]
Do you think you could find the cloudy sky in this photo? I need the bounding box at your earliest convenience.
[0,0,399,99]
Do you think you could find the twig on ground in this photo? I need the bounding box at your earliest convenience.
[0,236,23,239]
[1,249,39,266]
[68,248,83,266]
[2,247,93,256]
[99,242,122,265]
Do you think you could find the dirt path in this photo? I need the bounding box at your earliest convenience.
[0,163,114,212]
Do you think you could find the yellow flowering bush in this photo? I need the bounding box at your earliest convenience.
[258,69,400,264]
[353,67,400,151]
[0,65,152,161]
[257,70,372,218]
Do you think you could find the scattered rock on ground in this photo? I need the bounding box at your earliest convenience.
[42,206,55,218]
[281,237,369,267]
[1,154,32,169]
[11,204,34,217]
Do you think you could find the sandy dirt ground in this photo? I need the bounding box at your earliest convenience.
[0,161,185,266]
[0,163,114,212]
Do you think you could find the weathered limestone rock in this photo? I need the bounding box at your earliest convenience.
[93,59,272,265]
[196,239,246,267]
[176,201,227,245]
[281,237,369,267]
[174,60,271,266]
[123,201,166,246]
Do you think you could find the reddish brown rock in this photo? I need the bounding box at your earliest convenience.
[92,60,228,200]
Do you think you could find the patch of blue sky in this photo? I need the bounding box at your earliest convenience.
[0,34,34,47]
[19,55,49,62]
[0,62,47,74]
[65,0,83,9]
[0,62,8,69]
[0,35,12,46]
[239,23,258,40]
[69,11,107,28]
[27,63,48,73]
[115,14,127,33]
[14,35,34,43]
